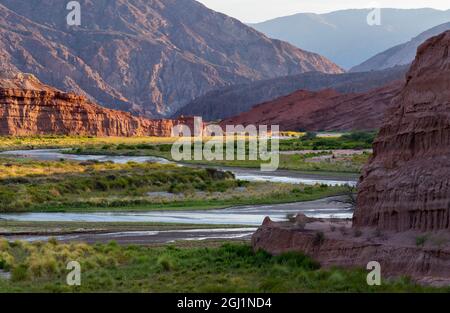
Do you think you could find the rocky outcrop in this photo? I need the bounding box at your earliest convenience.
[0,0,342,118]
[176,66,407,121]
[0,73,197,137]
[221,81,402,131]
[351,22,450,72]
[253,218,450,285]
[354,31,450,231]
[251,31,450,284]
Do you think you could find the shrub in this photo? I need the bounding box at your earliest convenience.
[11,264,28,281]
[415,235,428,247]
[313,232,325,246]
[274,252,320,270]
[157,254,176,271]
[353,229,363,237]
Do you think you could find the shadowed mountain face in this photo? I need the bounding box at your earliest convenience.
[175,66,407,121]
[351,22,450,72]
[221,81,402,132]
[0,0,342,118]
[251,8,450,69]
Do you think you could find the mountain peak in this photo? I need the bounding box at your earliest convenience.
[0,0,342,117]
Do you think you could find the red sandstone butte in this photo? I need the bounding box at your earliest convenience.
[0,73,198,137]
[354,31,450,232]
[252,31,450,284]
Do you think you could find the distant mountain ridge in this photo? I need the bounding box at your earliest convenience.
[221,82,402,132]
[250,8,450,69]
[350,22,450,72]
[175,66,408,121]
[0,0,342,118]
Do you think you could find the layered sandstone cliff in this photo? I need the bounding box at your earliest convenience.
[0,73,194,137]
[354,31,450,231]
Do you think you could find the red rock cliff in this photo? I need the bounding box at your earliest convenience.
[354,31,450,231]
[0,73,194,137]
[221,82,402,131]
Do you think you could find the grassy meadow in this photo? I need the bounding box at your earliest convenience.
[0,241,445,293]
[66,132,374,174]
[0,157,348,213]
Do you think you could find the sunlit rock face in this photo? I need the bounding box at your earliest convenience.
[0,73,196,137]
[354,31,450,232]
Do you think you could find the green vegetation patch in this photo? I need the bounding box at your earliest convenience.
[0,241,443,293]
[0,158,347,212]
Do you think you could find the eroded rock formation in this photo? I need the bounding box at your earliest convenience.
[0,73,196,137]
[354,31,450,231]
[252,217,450,285]
[251,31,450,284]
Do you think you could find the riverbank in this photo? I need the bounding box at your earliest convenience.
[0,150,355,214]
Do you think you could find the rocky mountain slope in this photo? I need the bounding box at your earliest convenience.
[0,0,342,118]
[221,82,402,131]
[354,31,450,231]
[0,72,193,136]
[250,8,450,69]
[351,22,450,72]
[176,66,407,121]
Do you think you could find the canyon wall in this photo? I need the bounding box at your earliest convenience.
[354,31,450,231]
[0,73,195,137]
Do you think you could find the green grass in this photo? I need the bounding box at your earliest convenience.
[0,241,444,293]
[0,135,179,151]
[279,131,377,150]
[0,133,375,174]
[68,143,370,175]
[0,157,349,212]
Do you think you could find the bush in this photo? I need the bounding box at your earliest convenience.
[11,264,28,281]
[273,252,320,270]
[157,255,176,271]
[415,235,428,247]
[353,229,363,237]
[302,132,317,140]
[313,232,325,246]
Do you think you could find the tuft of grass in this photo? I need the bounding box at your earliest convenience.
[157,254,176,271]
[415,235,428,247]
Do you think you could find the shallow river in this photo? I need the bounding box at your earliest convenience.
[0,149,357,186]
[0,149,355,243]
[0,197,352,225]
[4,228,258,245]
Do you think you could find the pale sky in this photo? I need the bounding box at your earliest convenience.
[197,0,450,23]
